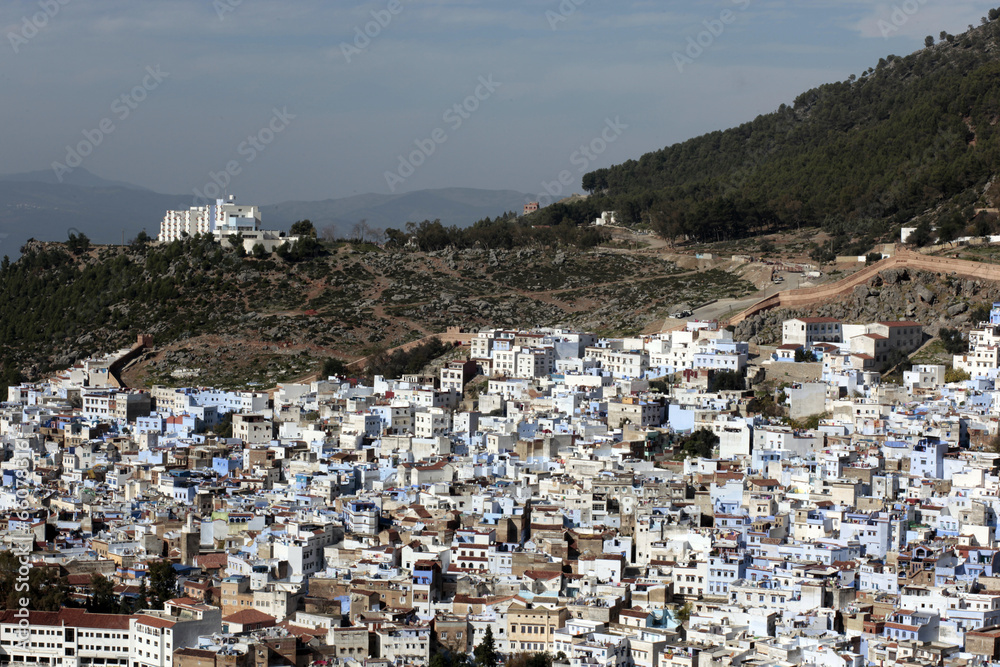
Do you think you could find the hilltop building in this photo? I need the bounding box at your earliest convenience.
[157,195,297,252]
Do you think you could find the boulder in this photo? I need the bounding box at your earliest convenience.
[947,302,968,317]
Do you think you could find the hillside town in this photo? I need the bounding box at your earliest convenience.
[8,307,1000,667]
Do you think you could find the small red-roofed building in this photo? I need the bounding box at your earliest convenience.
[773,343,804,362]
[523,569,563,594]
[221,608,276,633]
[967,625,1000,659]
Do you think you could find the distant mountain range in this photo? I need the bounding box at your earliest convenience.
[0,168,531,256]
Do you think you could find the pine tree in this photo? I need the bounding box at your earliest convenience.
[88,574,117,613]
[117,593,133,615]
[474,627,498,667]
[136,578,149,611]
[676,602,693,625]
[148,560,177,609]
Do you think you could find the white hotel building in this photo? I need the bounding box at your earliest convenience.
[158,196,261,243]
[158,197,303,253]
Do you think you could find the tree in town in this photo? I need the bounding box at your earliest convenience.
[431,651,471,667]
[148,560,177,609]
[675,602,693,625]
[939,328,966,355]
[794,348,817,363]
[713,370,746,391]
[907,220,933,247]
[88,573,117,613]
[945,367,971,383]
[214,411,234,438]
[322,357,347,378]
[0,551,68,611]
[474,627,499,667]
[135,578,150,611]
[675,429,720,460]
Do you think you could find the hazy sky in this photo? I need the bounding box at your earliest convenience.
[2,0,996,204]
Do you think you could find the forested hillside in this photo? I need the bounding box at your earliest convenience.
[530,16,1000,253]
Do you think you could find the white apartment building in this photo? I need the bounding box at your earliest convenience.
[375,624,432,665]
[493,349,516,377]
[955,324,1000,378]
[158,197,298,251]
[414,407,451,438]
[904,364,946,392]
[130,600,222,667]
[81,390,115,420]
[375,402,413,435]
[342,413,382,438]
[491,346,555,379]
[0,608,131,667]
[607,398,664,429]
[782,317,842,346]
[648,328,746,375]
[471,332,504,359]
[346,499,380,535]
[603,350,649,379]
[82,390,151,423]
[672,559,709,599]
[270,521,337,577]
[440,363,467,393]
[692,350,747,373]
[151,387,268,415]
[233,414,273,444]
[515,348,555,379]
[696,415,753,458]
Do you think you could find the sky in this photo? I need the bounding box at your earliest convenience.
[2,0,997,204]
